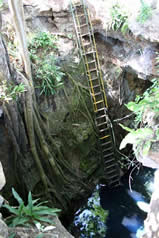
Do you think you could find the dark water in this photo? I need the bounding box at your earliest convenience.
[70,167,154,238]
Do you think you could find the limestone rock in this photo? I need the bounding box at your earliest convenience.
[9,216,74,238]
[0,214,8,238]
[137,140,159,169]
[0,162,6,191]
[142,169,159,238]
[2,0,159,80]
[129,10,159,43]
[135,108,159,169]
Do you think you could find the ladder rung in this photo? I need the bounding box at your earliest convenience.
[72,2,82,7]
[108,174,119,180]
[76,13,85,18]
[79,23,88,28]
[95,108,106,114]
[91,77,98,81]
[99,128,109,133]
[99,135,110,140]
[95,107,105,112]
[103,152,114,158]
[101,141,112,147]
[83,50,96,55]
[94,100,104,105]
[104,158,115,164]
[105,163,117,169]
[97,122,107,127]
[96,114,105,119]
[73,5,82,9]
[81,32,90,37]
[93,85,100,90]
[103,147,113,152]
[93,92,101,96]
[87,60,96,64]
[88,68,97,73]
[106,168,117,174]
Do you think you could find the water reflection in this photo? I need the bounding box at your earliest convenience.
[100,185,145,238]
[74,185,107,237]
[71,168,154,238]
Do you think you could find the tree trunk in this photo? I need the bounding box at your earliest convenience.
[0,6,89,210]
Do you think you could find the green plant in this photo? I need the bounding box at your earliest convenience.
[126,78,159,127]
[28,32,57,50]
[28,32,57,62]
[137,0,152,24]
[27,32,64,96]
[0,81,26,102]
[0,0,3,8]
[3,188,61,227]
[120,78,159,155]
[119,124,157,155]
[36,56,64,95]
[110,4,129,34]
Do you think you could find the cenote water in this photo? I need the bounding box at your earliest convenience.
[70,167,155,238]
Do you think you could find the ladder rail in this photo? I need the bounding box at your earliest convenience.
[70,0,120,187]
[72,5,99,111]
[78,0,108,110]
[70,2,88,75]
[86,7,108,109]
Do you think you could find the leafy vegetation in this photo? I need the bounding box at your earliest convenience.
[3,188,61,227]
[0,0,3,8]
[28,32,64,96]
[109,4,129,34]
[126,78,159,127]
[120,125,155,156]
[137,0,152,24]
[28,32,57,57]
[71,186,108,237]
[0,81,26,102]
[36,56,64,95]
[120,77,159,155]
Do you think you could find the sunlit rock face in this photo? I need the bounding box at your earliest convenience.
[142,170,159,238]
[85,0,159,80]
[16,0,159,81]
[135,107,159,169]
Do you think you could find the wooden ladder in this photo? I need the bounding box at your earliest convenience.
[70,0,120,187]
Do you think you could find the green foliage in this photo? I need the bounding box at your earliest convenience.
[120,52,159,155]
[137,0,152,24]
[72,186,108,237]
[28,32,64,96]
[3,188,61,227]
[120,78,159,155]
[0,0,3,8]
[110,4,129,34]
[0,81,26,102]
[36,56,64,95]
[120,124,154,155]
[126,78,159,127]
[28,32,57,62]
[28,32,57,52]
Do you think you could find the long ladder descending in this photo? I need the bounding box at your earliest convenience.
[70,0,120,187]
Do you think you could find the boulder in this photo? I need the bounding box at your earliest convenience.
[9,216,74,238]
